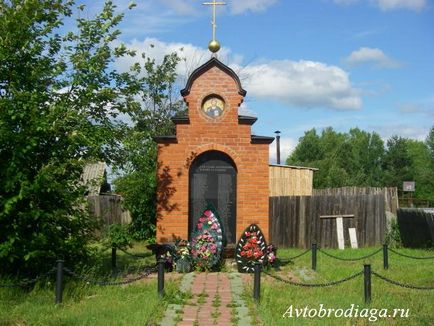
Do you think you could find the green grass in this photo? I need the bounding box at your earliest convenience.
[2,245,433,325]
[245,247,434,326]
[0,242,182,326]
[0,280,180,325]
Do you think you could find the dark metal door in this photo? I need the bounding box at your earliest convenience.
[189,151,237,244]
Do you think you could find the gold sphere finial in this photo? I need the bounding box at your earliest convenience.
[208,39,220,53]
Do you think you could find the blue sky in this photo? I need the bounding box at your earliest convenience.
[79,0,433,162]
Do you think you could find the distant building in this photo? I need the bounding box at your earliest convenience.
[81,162,131,225]
[81,162,111,195]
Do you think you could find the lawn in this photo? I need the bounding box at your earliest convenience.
[0,243,184,326]
[1,245,433,325]
[244,247,434,326]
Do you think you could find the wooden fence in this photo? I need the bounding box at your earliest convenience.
[313,187,398,215]
[269,187,398,248]
[87,195,131,225]
[397,208,434,248]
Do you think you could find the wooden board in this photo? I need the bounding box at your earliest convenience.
[349,228,358,248]
[336,217,345,250]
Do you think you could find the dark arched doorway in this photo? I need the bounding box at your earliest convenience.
[189,151,237,244]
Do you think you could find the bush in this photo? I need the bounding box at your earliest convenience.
[385,218,402,248]
[103,224,133,250]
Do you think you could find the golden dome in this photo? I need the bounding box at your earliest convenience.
[208,40,220,53]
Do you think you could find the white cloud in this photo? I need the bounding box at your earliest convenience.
[398,101,434,116]
[238,60,361,110]
[238,103,258,116]
[374,0,427,11]
[115,38,362,111]
[230,0,278,14]
[369,124,430,141]
[333,0,427,11]
[344,47,401,69]
[114,38,241,84]
[269,136,297,164]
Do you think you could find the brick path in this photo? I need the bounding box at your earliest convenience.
[160,272,252,326]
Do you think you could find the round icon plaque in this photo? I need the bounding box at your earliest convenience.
[202,96,225,118]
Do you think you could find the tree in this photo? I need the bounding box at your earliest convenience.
[426,125,434,162]
[406,139,434,202]
[113,53,186,240]
[382,136,414,188]
[346,128,384,186]
[0,0,140,275]
[287,127,385,188]
[287,128,323,165]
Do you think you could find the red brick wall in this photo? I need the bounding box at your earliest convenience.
[156,63,270,243]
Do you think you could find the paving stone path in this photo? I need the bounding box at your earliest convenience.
[160,272,252,326]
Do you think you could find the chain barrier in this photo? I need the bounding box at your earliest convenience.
[278,248,311,263]
[318,247,382,261]
[372,271,434,290]
[118,248,151,259]
[0,268,57,288]
[388,248,434,260]
[263,269,363,287]
[63,265,157,286]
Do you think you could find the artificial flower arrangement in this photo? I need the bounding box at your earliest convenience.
[240,230,265,260]
[236,224,277,273]
[147,243,176,271]
[174,239,192,273]
[266,244,277,265]
[190,208,223,271]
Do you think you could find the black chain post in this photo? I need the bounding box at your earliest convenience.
[364,264,371,304]
[383,244,388,270]
[112,247,117,270]
[55,260,64,304]
[311,243,317,271]
[157,259,165,297]
[253,262,261,302]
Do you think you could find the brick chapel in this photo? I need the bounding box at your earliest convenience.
[155,57,274,245]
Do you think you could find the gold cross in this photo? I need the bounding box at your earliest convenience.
[203,0,226,41]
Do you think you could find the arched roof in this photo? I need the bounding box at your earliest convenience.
[180,57,247,97]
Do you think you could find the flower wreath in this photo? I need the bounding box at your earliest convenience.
[191,208,223,270]
[236,224,267,273]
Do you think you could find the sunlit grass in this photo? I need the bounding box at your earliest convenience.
[245,247,434,325]
[0,242,182,326]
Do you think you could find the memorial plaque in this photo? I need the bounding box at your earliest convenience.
[189,151,237,244]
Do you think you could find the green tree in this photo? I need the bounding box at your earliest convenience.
[113,53,185,240]
[406,139,434,202]
[0,0,140,275]
[287,127,385,188]
[346,128,384,186]
[426,126,434,162]
[382,136,414,188]
[287,128,323,165]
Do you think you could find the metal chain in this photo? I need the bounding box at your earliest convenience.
[63,265,157,286]
[0,267,57,288]
[278,248,311,263]
[318,247,382,261]
[118,248,151,259]
[388,248,434,260]
[263,270,363,287]
[372,271,434,290]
